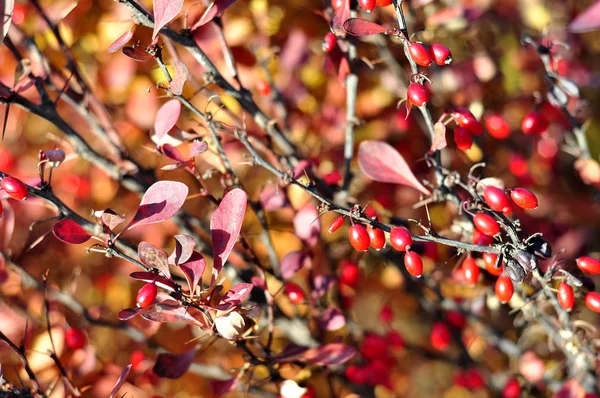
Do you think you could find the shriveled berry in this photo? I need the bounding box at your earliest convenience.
[322,32,336,53]
[65,327,86,350]
[367,226,385,250]
[484,114,511,139]
[389,227,412,251]
[404,251,423,277]
[339,260,360,286]
[328,215,345,233]
[408,43,432,67]
[1,176,28,200]
[359,0,376,12]
[521,111,548,135]
[430,44,452,65]
[495,275,514,303]
[136,283,158,308]
[454,126,473,151]
[510,188,538,209]
[502,378,521,398]
[349,224,370,251]
[453,108,483,136]
[576,256,600,275]
[473,213,500,236]
[375,0,392,5]
[430,322,451,351]
[256,79,271,96]
[407,82,429,107]
[584,292,600,313]
[284,282,305,304]
[483,186,510,213]
[557,282,574,311]
[462,257,480,285]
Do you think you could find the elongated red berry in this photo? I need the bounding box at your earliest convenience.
[521,111,548,135]
[495,275,514,303]
[584,292,600,313]
[328,215,345,233]
[485,114,511,139]
[453,108,483,136]
[483,186,510,213]
[136,283,158,308]
[322,32,336,53]
[65,327,86,350]
[502,378,521,398]
[454,127,473,151]
[359,0,376,12]
[472,229,494,246]
[576,256,600,275]
[339,260,360,286]
[375,0,392,5]
[408,43,432,67]
[349,224,370,251]
[367,226,385,250]
[0,204,3,218]
[1,176,28,200]
[430,44,452,65]
[473,213,500,236]
[557,282,574,311]
[510,188,538,209]
[407,83,429,107]
[284,282,305,304]
[256,79,271,96]
[484,253,503,276]
[390,227,412,252]
[404,251,423,277]
[430,322,451,351]
[462,257,480,285]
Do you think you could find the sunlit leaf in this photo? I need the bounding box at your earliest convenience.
[108,364,132,398]
[125,180,188,231]
[293,204,321,248]
[178,251,206,296]
[108,29,133,53]
[152,0,184,39]
[154,100,182,143]
[281,250,309,280]
[214,311,245,340]
[168,234,196,264]
[169,61,189,95]
[568,0,600,33]
[0,0,14,44]
[343,18,389,36]
[138,242,171,280]
[191,0,238,30]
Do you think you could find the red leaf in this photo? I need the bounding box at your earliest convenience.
[293,204,321,248]
[152,0,184,39]
[178,251,206,296]
[338,57,350,84]
[1,0,14,44]
[153,350,196,379]
[430,122,447,152]
[275,343,356,365]
[168,234,196,264]
[343,18,389,36]
[568,0,600,33]
[219,283,253,309]
[108,364,132,398]
[126,181,188,231]
[210,188,247,282]
[358,140,430,195]
[130,271,177,291]
[138,242,171,280]
[108,29,133,53]
[330,0,350,36]
[52,219,91,245]
[141,300,205,326]
[191,0,238,30]
[122,46,153,62]
[281,250,310,280]
[155,100,181,143]
[169,61,189,95]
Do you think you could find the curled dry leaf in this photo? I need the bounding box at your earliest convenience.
[430,122,447,152]
[152,0,184,39]
[214,311,245,340]
[52,219,91,245]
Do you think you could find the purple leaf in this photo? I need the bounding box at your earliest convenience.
[210,378,237,395]
[190,140,208,157]
[430,122,447,152]
[130,272,177,291]
[219,283,253,308]
[320,307,346,331]
[343,18,389,36]
[40,149,66,167]
[312,275,335,298]
[52,219,91,245]
[191,0,238,30]
[152,0,184,39]
[259,183,288,211]
[569,0,600,33]
[281,251,310,280]
[178,251,206,296]
[155,100,181,143]
[275,343,356,366]
[138,242,171,280]
[210,188,247,282]
[153,349,195,379]
[98,209,126,233]
[169,61,189,95]
[108,29,134,53]
[141,301,205,326]
[358,140,430,195]
[168,234,196,264]
[126,181,188,231]
[122,46,153,62]
[1,0,14,44]
[330,0,350,36]
[108,364,132,398]
[293,204,321,248]
[117,304,155,321]
[160,144,186,163]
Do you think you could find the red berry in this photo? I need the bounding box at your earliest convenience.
[509,154,528,177]
[430,44,452,65]
[328,215,345,233]
[464,368,485,390]
[453,108,483,136]
[379,304,393,323]
[472,229,494,246]
[495,275,514,303]
[0,148,16,171]
[339,260,360,286]
[485,114,511,139]
[483,186,510,213]
[256,79,271,96]
[65,327,86,350]
[386,329,405,349]
[510,188,538,209]
[345,365,367,384]
[389,227,412,251]
[0,204,3,218]
[367,225,385,250]
[584,292,600,313]
[359,0,376,12]
[430,322,451,351]
[375,0,392,5]
[349,224,370,251]
[408,43,432,67]
[284,282,305,304]
[521,111,548,135]
[322,32,336,53]
[454,127,473,151]
[323,170,342,185]
[130,350,146,370]
[404,251,423,277]
[557,282,574,311]
[1,176,28,201]
[502,378,521,398]
[473,213,500,236]
[332,0,343,11]
[445,310,467,329]
[407,83,429,107]
[361,333,388,360]
[576,256,600,275]
[484,253,503,276]
[462,257,480,285]
[136,283,158,308]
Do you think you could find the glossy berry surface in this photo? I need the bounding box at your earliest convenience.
[359,0,376,12]
[284,282,305,304]
[584,292,600,313]
[502,378,521,398]
[367,226,385,249]
[332,0,343,11]
[453,108,483,136]
[483,253,502,276]
[473,213,500,236]
[454,127,473,151]
[407,83,429,107]
[495,275,514,303]
[430,44,452,65]
[462,257,480,285]
[521,111,548,135]
[430,322,451,351]
[1,176,28,201]
[389,227,412,251]
[322,32,336,53]
[485,114,511,139]
[510,188,538,209]
[65,327,86,350]
[136,283,158,308]
[576,256,600,275]
[328,215,344,233]
[483,186,510,212]
[339,260,360,286]
[557,282,574,311]
[256,79,271,96]
[349,224,370,251]
[404,251,423,277]
[408,43,432,67]
[375,0,392,5]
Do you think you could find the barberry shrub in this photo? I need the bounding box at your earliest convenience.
[0,0,599,397]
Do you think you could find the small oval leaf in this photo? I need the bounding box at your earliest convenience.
[343,18,389,36]
[126,181,188,231]
[52,219,91,245]
[108,29,134,53]
[153,349,196,379]
[153,0,184,39]
[155,100,182,143]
